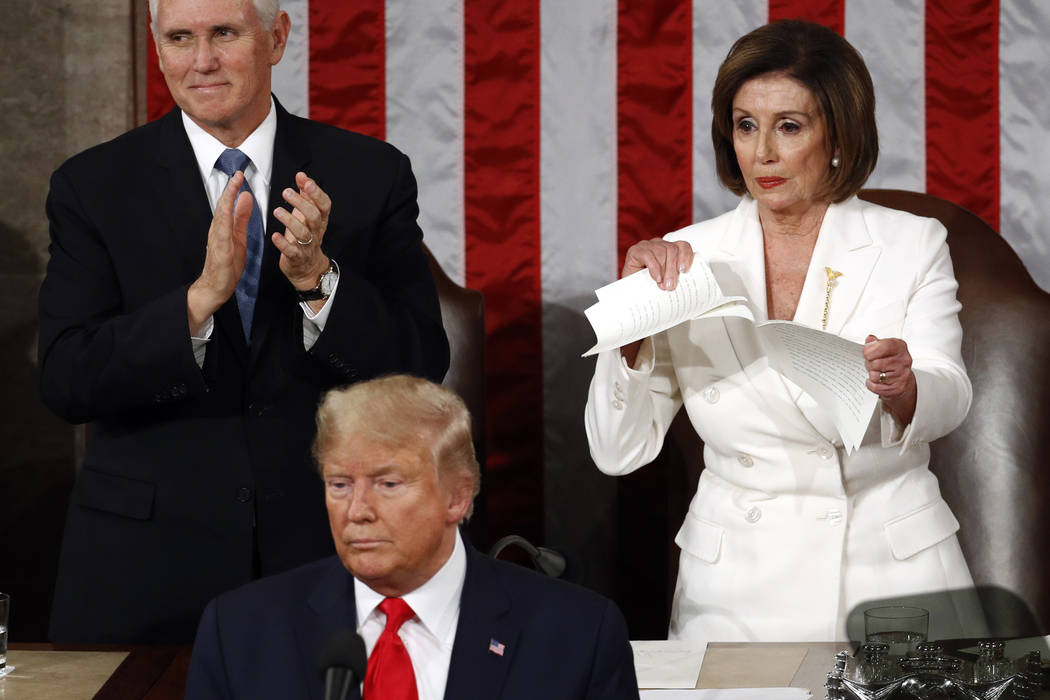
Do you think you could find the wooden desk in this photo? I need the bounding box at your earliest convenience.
[2,644,192,699]
[3,641,1045,698]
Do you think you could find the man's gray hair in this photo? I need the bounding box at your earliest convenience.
[149,0,280,35]
[313,375,482,520]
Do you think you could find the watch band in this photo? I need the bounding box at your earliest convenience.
[297,259,338,302]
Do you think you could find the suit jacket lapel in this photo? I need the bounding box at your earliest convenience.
[444,545,519,700]
[154,107,250,363]
[793,198,881,336]
[299,558,362,700]
[248,98,312,363]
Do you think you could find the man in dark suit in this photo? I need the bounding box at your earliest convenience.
[37,0,448,643]
[186,376,639,699]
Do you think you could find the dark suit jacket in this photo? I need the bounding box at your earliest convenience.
[38,100,450,643]
[186,542,640,699]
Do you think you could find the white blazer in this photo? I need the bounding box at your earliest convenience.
[585,196,987,642]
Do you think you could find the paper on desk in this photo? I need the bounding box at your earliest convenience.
[640,689,811,699]
[632,639,708,689]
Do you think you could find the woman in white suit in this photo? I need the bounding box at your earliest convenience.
[585,20,986,642]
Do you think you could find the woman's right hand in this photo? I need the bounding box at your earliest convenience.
[622,238,694,289]
[619,238,694,366]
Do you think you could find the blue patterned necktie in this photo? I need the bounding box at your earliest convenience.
[214,148,264,341]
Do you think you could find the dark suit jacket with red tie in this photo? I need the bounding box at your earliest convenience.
[185,542,641,699]
[38,99,449,644]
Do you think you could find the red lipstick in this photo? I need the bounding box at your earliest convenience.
[755,177,786,189]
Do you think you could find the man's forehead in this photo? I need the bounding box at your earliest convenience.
[323,438,434,475]
[157,0,257,29]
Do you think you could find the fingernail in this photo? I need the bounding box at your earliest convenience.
[679,264,686,273]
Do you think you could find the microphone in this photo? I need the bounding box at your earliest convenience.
[317,628,367,700]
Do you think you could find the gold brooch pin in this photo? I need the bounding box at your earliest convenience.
[822,267,843,330]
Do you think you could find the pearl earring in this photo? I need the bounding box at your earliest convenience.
[831,156,841,168]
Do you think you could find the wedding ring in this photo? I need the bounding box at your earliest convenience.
[878,371,887,384]
[295,235,314,246]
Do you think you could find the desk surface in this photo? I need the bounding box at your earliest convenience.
[3,642,1046,698]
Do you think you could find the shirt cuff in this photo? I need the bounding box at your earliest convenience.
[191,316,214,368]
[300,268,340,350]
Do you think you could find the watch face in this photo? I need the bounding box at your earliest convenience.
[319,269,336,296]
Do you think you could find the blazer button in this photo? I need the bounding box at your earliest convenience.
[737,454,754,468]
[817,444,834,460]
[612,399,624,411]
[235,487,253,503]
[744,506,762,523]
[703,386,720,404]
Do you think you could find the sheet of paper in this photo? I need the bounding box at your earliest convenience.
[583,263,748,356]
[632,639,708,689]
[640,689,811,699]
[756,321,878,453]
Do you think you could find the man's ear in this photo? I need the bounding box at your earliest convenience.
[444,472,474,524]
[269,11,291,65]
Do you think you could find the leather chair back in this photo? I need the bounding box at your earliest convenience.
[423,245,488,548]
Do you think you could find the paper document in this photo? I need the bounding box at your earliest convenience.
[632,640,708,689]
[640,689,811,699]
[583,261,878,453]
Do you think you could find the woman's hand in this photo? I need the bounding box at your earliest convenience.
[863,334,918,426]
[622,238,694,289]
[619,238,694,367]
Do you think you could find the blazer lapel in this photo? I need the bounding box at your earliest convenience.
[248,98,312,363]
[298,558,362,700]
[793,198,881,336]
[443,546,519,700]
[154,107,250,363]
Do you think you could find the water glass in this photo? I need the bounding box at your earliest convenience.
[0,592,8,672]
[863,605,928,656]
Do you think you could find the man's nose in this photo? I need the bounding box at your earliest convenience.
[193,39,220,72]
[346,489,375,522]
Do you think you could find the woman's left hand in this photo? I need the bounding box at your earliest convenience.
[863,335,917,425]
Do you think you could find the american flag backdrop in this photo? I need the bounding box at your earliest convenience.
[145,0,1050,552]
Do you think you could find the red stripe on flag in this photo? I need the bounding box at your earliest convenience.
[463,1,543,543]
[925,1,1000,230]
[309,0,385,139]
[768,0,844,34]
[146,20,176,121]
[616,0,693,268]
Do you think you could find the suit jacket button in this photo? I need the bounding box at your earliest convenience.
[236,487,253,503]
[737,454,754,468]
[704,386,720,404]
[744,506,762,523]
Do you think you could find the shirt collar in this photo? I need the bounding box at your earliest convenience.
[181,97,277,186]
[354,530,467,645]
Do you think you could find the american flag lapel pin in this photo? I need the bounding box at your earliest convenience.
[488,638,506,656]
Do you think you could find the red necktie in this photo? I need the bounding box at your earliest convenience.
[363,598,419,700]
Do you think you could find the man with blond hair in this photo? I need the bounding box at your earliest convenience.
[187,375,640,699]
[39,0,447,643]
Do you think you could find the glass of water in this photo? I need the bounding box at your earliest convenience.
[863,605,928,656]
[0,592,8,675]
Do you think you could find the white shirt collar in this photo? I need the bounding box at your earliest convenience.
[354,529,467,646]
[181,98,277,187]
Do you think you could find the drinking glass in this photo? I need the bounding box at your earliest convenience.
[863,605,928,656]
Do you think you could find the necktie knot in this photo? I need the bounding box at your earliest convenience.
[214,148,251,177]
[378,598,416,634]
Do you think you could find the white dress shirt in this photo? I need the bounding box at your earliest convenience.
[181,100,338,363]
[355,531,466,700]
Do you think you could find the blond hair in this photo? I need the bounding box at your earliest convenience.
[313,375,481,519]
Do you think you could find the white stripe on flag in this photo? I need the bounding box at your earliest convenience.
[1000,0,1050,291]
[386,0,466,284]
[539,0,618,566]
[272,0,310,117]
[846,0,925,191]
[692,0,766,223]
